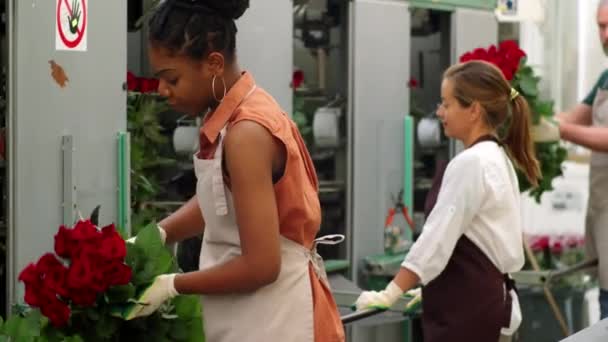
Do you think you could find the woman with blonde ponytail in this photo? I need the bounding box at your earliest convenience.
[355,60,538,341]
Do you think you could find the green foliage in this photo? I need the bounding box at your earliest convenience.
[512,58,568,202]
[127,93,175,234]
[293,96,313,147]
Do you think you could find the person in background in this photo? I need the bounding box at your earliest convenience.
[355,61,541,342]
[548,0,608,321]
[125,1,345,341]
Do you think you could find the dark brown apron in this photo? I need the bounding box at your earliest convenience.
[421,135,516,342]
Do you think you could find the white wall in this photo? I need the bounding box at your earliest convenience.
[519,0,578,111]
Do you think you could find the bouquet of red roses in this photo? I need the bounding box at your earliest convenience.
[460,40,526,82]
[1,212,205,342]
[459,40,567,202]
[18,219,131,328]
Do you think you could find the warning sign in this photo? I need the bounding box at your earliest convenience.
[56,0,87,51]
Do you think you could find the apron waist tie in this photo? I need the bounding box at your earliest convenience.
[504,274,517,294]
[308,235,345,288]
[502,274,517,328]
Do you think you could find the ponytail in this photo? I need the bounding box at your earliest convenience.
[503,95,541,187]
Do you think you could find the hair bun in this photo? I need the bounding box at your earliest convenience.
[194,0,250,20]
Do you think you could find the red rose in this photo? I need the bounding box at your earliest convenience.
[27,283,57,308]
[471,48,489,61]
[71,220,100,243]
[498,40,519,54]
[54,225,76,258]
[89,259,113,293]
[564,236,578,248]
[408,78,419,88]
[139,79,150,93]
[487,45,498,58]
[36,253,61,272]
[150,79,160,93]
[104,261,132,287]
[40,297,71,327]
[23,284,43,307]
[139,78,160,93]
[18,263,41,285]
[127,71,140,92]
[44,264,70,299]
[67,255,95,290]
[460,52,474,63]
[99,224,127,261]
[37,253,70,298]
[70,289,99,307]
[292,70,304,89]
[502,68,514,81]
[530,236,549,252]
[551,241,563,254]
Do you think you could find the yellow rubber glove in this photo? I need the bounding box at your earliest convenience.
[354,281,403,311]
[125,274,179,320]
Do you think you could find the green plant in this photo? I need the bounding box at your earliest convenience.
[510,61,568,202]
[293,95,314,147]
[127,92,174,233]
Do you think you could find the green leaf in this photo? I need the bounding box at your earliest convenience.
[516,65,533,78]
[63,335,85,342]
[168,320,189,341]
[85,307,101,321]
[185,318,205,342]
[3,311,42,339]
[130,224,174,285]
[95,315,119,339]
[518,75,539,97]
[106,284,137,304]
[134,222,164,253]
[173,296,202,319]
[533,100,554,117]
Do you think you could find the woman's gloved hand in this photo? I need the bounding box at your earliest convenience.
[531,117,560,142]
[125,274,179,320]
[354,281,404,311]
[126,225,167,244]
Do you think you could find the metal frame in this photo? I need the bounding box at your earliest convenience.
[62,135,76,225]
[117,132,131,235]
[511,259,598,287]
[6,0,15,314]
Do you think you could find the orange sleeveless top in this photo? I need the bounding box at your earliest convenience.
[199,72,345,342]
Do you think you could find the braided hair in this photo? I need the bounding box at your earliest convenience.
[149,0,250,62]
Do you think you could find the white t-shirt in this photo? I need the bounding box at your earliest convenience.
[402,141,525,285]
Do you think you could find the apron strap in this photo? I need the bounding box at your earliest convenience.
[313,234,345,246]
[212,127,229,216]
[211,85,258,216]
[309,234,345,289]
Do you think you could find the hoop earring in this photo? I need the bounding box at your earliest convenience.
[212,75,227,102]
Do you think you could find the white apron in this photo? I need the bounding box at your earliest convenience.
[193,97,343,341]
[586,89,608,289]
